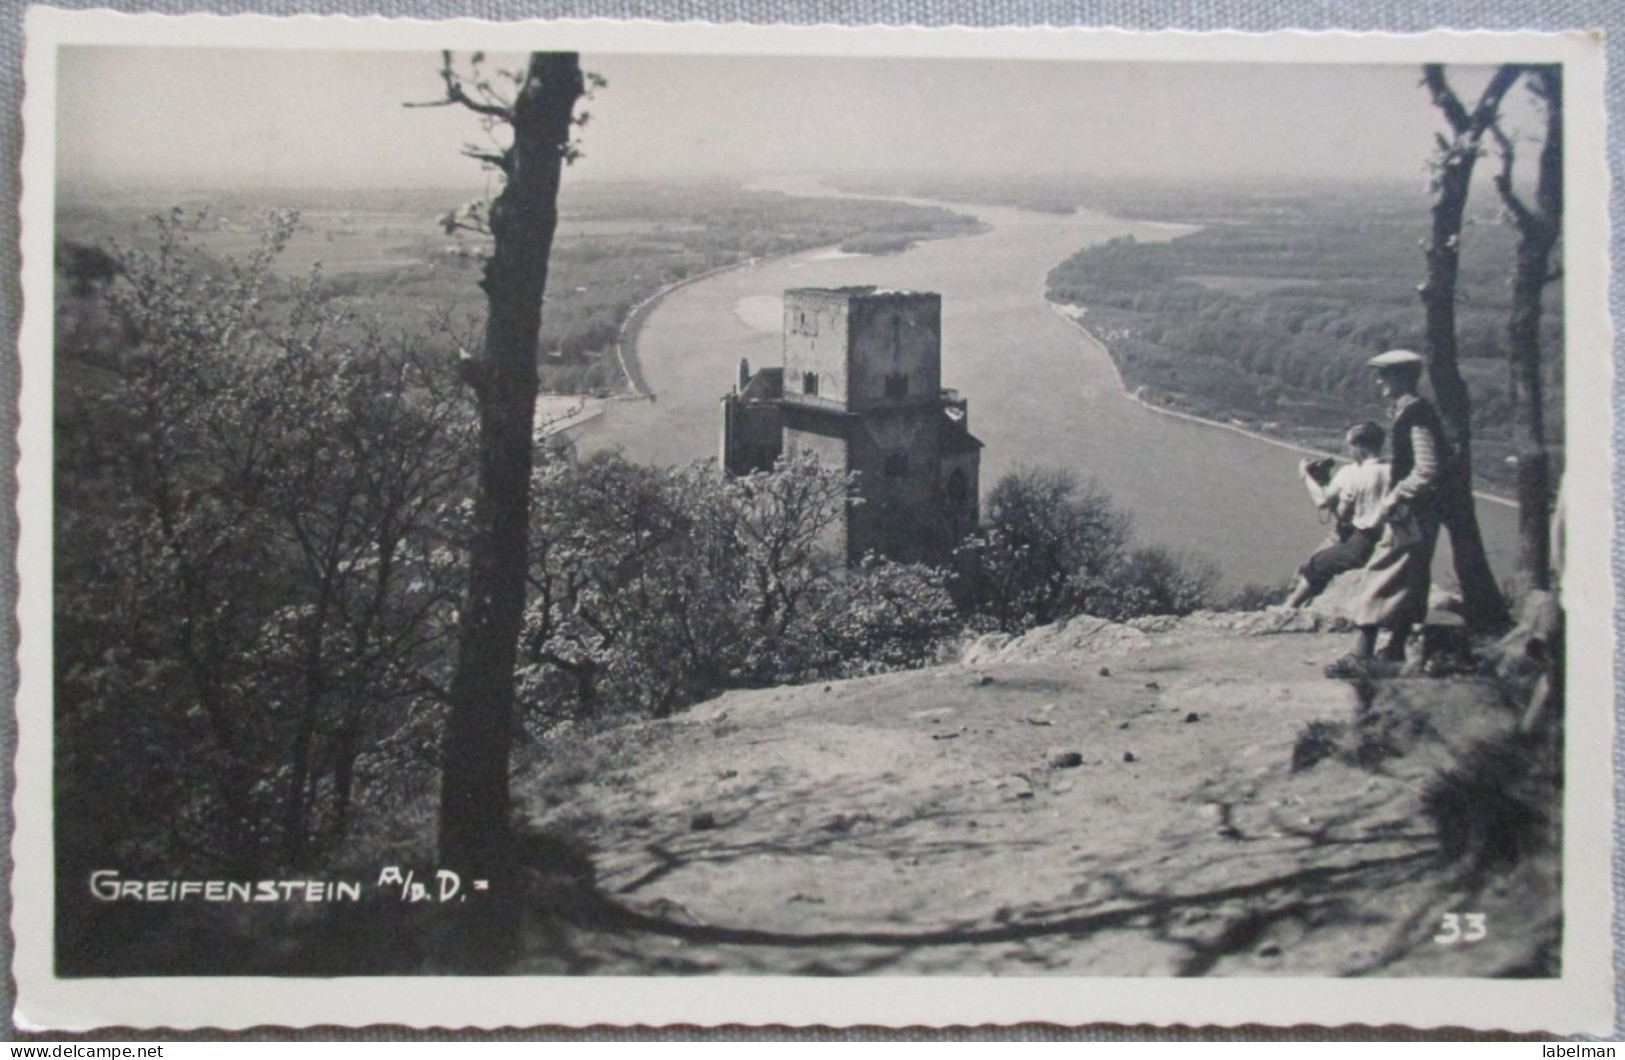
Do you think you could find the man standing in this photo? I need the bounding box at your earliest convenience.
[1326,349,1453,677]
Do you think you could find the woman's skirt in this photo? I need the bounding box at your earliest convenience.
[1348,513,1440,628]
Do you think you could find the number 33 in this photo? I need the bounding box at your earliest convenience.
[1434,912,1487,944]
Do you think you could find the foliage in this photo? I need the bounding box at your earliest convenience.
[954,467,1130,630]
[1217,580,1294,612]
[807,555,960,677]
[1045,201,1563,495]
[55,211,473,881]
[1291,720,1349,773]
[1098,545,1221,622]
[53,211,972,900]
[951,467,1217,632]
[1488,65,1563,590]
[520,452,736,721]
[951,467,1125,631]
[517,453,958,726]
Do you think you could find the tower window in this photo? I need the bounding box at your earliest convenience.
[884,372,909,400]
[802,371,820,396]
[885,452,909,477]
[946,468,968,504]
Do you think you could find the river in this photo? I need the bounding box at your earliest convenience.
[571,179,1517,591]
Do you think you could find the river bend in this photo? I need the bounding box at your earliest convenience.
[574,185,1515,590]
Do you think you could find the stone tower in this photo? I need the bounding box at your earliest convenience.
[721,286,982,564]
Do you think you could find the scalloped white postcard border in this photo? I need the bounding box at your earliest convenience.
[13,8,1615,1033]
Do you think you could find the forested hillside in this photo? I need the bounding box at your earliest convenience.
[1043,184,1563,493]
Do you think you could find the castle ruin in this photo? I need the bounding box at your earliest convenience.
[720,286,982,565]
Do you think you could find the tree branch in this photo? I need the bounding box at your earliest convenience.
[1470,65,1527,132]
[1489,121,1538,231]
[1422,64,1472,133]
[1530,65,1564,225]
[461,147,512,174]
[1423,63,1525,139]
[405,50,513,119]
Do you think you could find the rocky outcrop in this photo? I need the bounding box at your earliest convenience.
[960,614,1151,667]
[961,606,1340,668]
[1128,607,1337,637]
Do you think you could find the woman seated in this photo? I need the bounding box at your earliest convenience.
[1285,420,1391,609]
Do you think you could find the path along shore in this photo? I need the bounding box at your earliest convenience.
[1046,302,1516,510]
[613,255,785,398]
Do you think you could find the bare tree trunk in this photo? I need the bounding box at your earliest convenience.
[283,577,336,866]
[437,53,583,966]
[1492,66,1563,590]
[1419,64,1522,632]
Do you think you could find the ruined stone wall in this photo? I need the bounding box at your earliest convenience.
[720,394,783,475]
[846,293,941,415]
[939,448,981,543]
[781,406,853,561]
[782,289,852,412]
[845,407,946,564]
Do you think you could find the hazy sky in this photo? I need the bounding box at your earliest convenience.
[56,48,1531,189]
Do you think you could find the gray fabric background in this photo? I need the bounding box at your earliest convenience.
[2,0,1620,1042]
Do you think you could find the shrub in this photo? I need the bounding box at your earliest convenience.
[1218,580,1293,612]
[1422,734,1558,870]
[952,466,1129,632]
[1089,545,1219,621]
[519,452,740,722]
[953,467,1220,631]
[517,453,959,724]
[808,555,960,676]
[1292,720,1348,772]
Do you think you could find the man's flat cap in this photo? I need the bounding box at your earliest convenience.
[1368,349,1425,369]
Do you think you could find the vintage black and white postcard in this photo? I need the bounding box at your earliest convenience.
[13,9,1615,1033]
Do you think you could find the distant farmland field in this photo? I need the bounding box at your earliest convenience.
[55,180,983,398]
